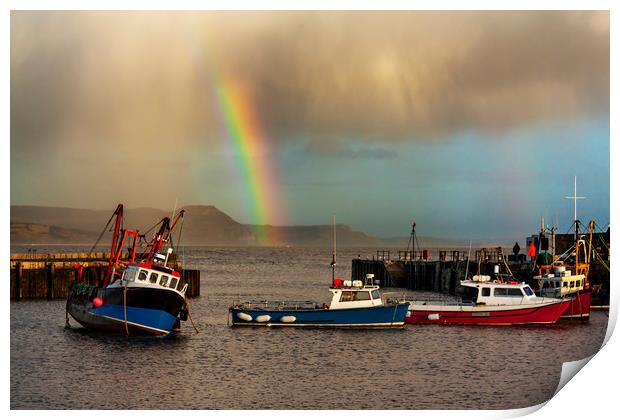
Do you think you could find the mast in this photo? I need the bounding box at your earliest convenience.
[406,220,417,259]
[565,175,585,242]
[464,240,472,281]
[331,215,336,284]
[411,221,416,260]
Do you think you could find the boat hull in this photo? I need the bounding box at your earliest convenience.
[405,299,571,326]
[67,284,186,336]
[559,290,591,320]
[230,303,409,328]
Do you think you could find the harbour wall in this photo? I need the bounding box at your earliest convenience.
[351,248,609,305]
[10,252,200,300]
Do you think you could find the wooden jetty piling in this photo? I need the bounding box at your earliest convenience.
[10,252,200,300]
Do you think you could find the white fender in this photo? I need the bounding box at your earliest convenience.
[255,314,271,323]
[428,314,440,320]
[237,312,253,322]
[280,315,296,323]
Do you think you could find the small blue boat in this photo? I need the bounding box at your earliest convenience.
[229,275,409,328]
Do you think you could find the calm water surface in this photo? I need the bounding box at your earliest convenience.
[10,247,608,409]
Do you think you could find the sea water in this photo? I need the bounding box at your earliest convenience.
[10,247,608,409]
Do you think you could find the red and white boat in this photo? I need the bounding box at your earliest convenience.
[405,276,571,325]
[534,266,590,320]
[531,178,595,320]
[533,221,593,321]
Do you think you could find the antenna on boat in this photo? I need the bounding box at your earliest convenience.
[565,175,585,241]
[464,240,472,281]
[331,214,336,284]
[168,197,179,254]
[171,197,179,221]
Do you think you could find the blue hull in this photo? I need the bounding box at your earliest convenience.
[67,284,185,336]
[91,304,178,334]
[230,303,409,328]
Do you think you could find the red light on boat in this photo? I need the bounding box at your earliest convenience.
[93,297,103,307]
[528,242,536,257]
[333,278,343,288]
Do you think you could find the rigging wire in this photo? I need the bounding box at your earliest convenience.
[89,210,120,255]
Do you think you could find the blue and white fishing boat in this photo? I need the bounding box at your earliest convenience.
[66,204,189,336]
[230,216,408,328]
[229,274,409,328]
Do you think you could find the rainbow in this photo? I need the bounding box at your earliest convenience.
[214,79,285,245]
[181,26,286,245]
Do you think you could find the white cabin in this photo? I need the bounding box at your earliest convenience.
[460,279,542,306]
[329,274,384,309]
[108,263,187,295]
[533,267,586,298]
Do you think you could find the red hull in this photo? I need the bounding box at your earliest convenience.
[405,300,571,325]
[560,290,591,320]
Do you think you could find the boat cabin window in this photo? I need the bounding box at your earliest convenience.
[159,275,169,287]
[340,291,354,302]
[339,291,371,302]
[123,269,136,282]
[523,286,534,296]
[371,290,380,300]
[494,288,523,297]
[169,277,179,290]
[481,287,491,297]
[138,270,148,281]
[563,281,568,287]
[354,291,371,301]
[149,272,158,284]
[542,281,549,289]
[576,280,581,287]
[176,279,184,292]
[570,281,575,287]
[462,287,478,303]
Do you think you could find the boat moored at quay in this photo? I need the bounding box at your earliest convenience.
[405,276,571,326]
[534,262,591,320]
[532,218,597,320]
[230,275,409,328]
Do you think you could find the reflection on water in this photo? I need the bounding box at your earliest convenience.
[10,247,608,409]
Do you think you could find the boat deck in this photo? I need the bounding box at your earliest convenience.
[231,300,326,311]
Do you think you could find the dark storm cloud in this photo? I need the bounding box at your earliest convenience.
[11,11,609,150]
[10,11,609,209]
[233,11,609,142]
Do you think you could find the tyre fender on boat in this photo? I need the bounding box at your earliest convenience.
[280,315,296,323]
[237,312,253,322]
[255,314,271,323]
[428,314,440,320]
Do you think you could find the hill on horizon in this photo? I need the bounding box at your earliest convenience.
[10,204,488,248]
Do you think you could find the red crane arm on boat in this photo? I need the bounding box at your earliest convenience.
[168,209,185,234]
[146,209,185,261]
[102,204,142,287]
[104,228,140,287]
[146,218,170,261]
[106,204,124,271]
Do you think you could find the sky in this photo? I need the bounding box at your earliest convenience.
[10,11,610,240]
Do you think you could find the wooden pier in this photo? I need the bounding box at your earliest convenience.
[10,252,200,300]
